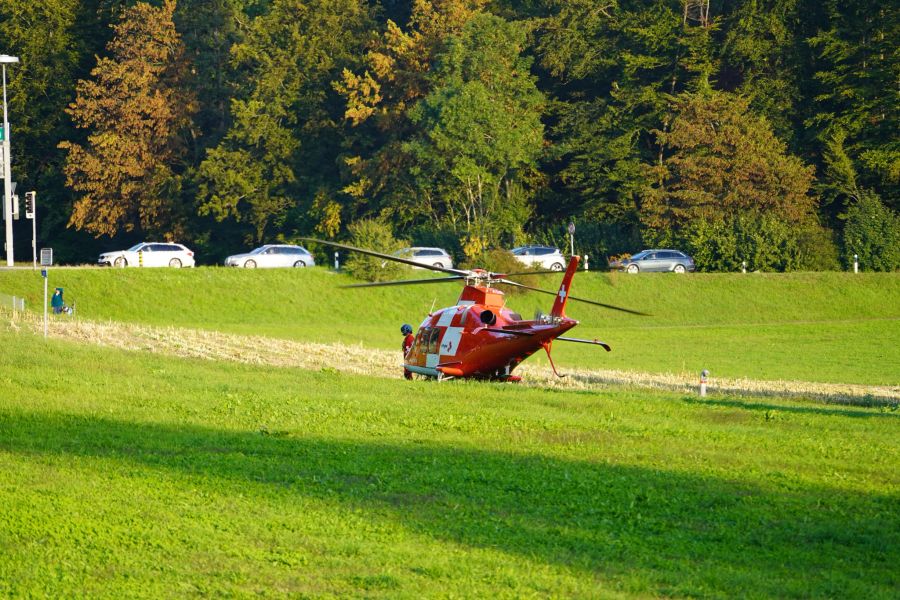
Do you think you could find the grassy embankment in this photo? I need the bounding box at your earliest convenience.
[2,267,898,384]
[0,327,897,597]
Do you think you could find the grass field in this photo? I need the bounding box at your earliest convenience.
[2,267,898,384]
[1,325,897,598]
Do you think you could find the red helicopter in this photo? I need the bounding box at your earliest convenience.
[302,239,646,381]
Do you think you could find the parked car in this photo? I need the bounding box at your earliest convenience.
[610,249,695,273]
[98,242,195,268]
[393,247,454,269]
[225,244,315,268]
[510,245,566,271]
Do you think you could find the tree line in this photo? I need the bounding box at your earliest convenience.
[1,0,897,270]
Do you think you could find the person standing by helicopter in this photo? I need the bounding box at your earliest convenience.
[401,324,415,380]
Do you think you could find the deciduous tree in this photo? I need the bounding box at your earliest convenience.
[195,0,372,245]
[59,0,196,239]
[406,13,545,253]
[643,90,816,231]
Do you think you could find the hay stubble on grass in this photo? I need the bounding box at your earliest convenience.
[12,310,898,406]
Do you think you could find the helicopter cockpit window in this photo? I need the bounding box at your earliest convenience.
[427,328,441,354]
[507,312,522,321]
[414,328,427,352]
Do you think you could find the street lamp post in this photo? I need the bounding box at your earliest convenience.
[1,54,19,267]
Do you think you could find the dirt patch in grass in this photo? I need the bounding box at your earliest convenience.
[7,310,898,407]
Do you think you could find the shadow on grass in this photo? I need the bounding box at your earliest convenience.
[682,395,900,419]
[1,409,896,597]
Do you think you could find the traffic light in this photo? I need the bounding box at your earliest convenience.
[24,191,35,219]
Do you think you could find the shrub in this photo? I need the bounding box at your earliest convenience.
[652,212,816,272]
[344,219,409,282]
[843,191,900,272]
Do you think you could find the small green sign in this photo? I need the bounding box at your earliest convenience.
[0,126,4,141]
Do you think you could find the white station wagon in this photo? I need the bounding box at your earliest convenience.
[99,242,196,268]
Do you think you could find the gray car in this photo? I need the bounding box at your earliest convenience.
[612,249,695,273]
[225,244,315,268]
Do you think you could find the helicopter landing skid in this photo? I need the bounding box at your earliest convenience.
[542,342,566,378]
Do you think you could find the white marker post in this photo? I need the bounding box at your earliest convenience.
[41,268,48,338]
[584,254,589,271]
[700,369,709,397]
[853,254,858,273]
[334,251,339,270]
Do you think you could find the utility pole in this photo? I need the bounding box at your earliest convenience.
[1,55,19,267]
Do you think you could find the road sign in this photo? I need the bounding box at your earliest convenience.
[40,247,52,266]
[567,222,575,235]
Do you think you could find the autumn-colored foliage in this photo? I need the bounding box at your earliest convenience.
[643,91,816,232]
[58,0,195,239]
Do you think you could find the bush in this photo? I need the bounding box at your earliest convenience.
[344,219,410,282]
[796,224,841,271]
[652,212,816,272]
[843,191,900,272]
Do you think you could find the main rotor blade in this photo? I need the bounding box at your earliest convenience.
[300,237,469,276]
[495,279,650,316]
[341,276,467,289]
[500,269,568,277]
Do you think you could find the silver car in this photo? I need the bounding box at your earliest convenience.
[612,249,695,273]
[393,247,454,269]
[510,245,566,271]
[225,244,315,268]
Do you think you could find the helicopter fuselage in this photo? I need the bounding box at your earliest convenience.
[404,284,578,380]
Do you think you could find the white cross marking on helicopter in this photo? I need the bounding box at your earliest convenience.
[558,286,567,299]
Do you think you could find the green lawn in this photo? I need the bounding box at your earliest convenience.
[0,328,897,597]
[1,267,899,383]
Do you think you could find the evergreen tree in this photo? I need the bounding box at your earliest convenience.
[0,0,94,257]
[807,0,899,209]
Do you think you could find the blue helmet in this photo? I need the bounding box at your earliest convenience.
[401,324,413,335]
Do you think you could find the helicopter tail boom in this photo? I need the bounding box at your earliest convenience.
[550,256,580,318]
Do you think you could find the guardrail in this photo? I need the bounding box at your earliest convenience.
[0,292,25,311]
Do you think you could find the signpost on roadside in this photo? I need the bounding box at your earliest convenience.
[40,248,52,339]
